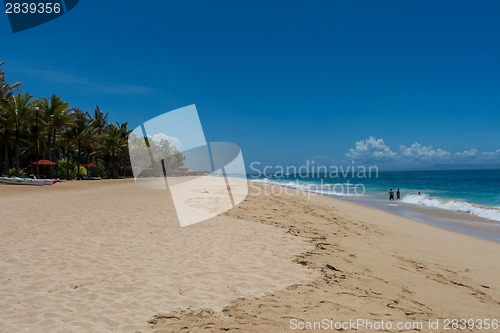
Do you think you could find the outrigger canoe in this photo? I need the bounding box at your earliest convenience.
[0,177,57,186]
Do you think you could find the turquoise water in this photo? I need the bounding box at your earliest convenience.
[354,169,500,207]
[248,169,500,241]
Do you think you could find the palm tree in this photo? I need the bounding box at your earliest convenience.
[0,62,21,101]
[92,106,109,135]
[105,123,120,178]
[70,109,95,179]
[117,122,132,176]
[0,105,9,175]
[0,61,21,175]
[0,62,134,178]
[40,94,74,177]
[59,114,78,180]
[89,106,110,175]
[0,92,39,176]
[104,122,131,177]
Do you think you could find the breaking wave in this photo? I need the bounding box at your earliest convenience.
[401,194,500,222]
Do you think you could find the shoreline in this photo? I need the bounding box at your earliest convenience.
[249,177,500,243]
[340,194,500,244]
[152,181,500,331]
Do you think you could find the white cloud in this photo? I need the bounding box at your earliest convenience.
[455,149,478,161]
[399,142,451,163]
[346,137,397,162]
[151,133,181,148]
[481,149,500,161]
[345,137,500,165]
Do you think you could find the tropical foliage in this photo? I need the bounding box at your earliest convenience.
[0,61,141,179]
[128,134,186,176]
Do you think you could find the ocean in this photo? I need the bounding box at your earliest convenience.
[248,169,500,242]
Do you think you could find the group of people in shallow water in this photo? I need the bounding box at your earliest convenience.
[388,189,400,200]
[388,189,421,200]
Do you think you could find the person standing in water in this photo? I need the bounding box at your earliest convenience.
[396,189,401,200]
[389,189,395,200]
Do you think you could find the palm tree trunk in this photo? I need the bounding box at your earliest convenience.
[119,151,123,177]
[0,139,6,176]
[51,129,56,178]
[86,148,90,176]
[66,147,70,180]
[112,150,115,178]
[95,153,99,178]
[77,140,81,180]
[15,127,20,177]
[106,153,110,178]
[47,131,51,160]
[46,131,52,179]
[2,139,8,176]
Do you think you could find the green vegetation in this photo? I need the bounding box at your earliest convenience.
[8,167,27,178]
[0,61,135,179]
[128,134,186,176]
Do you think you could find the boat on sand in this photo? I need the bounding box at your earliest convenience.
[0,177,57,186]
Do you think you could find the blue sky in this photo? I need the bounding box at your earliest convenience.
[2,0,500,170]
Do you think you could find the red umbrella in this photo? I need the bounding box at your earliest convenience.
[82,163,98,168]
[112,164,124,169]
[32,159,56,165]
[172,170,181,173]
[132,166,142,170]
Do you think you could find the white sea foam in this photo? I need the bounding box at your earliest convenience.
[401,194,500,222]
[251,178,500,223]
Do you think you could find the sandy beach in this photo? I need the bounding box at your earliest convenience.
[0,179,499,332]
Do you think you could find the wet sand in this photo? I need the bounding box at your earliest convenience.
[346,195,500,243]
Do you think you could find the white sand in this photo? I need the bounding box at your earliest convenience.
[0,180,316,332]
